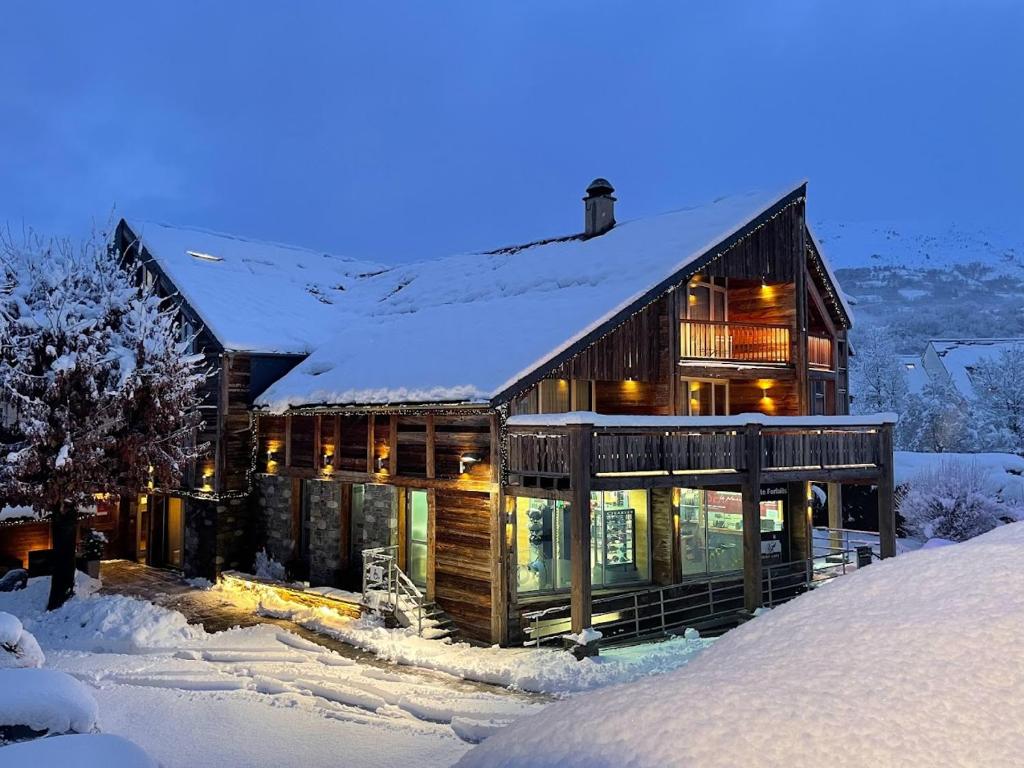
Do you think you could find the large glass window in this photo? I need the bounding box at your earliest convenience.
[678,489,785,577]
[516,490,651,595]
[512,379,594,416]
[683,379,728,416]
[406,490,429,587]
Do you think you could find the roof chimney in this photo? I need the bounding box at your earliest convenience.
[583,178,616,237]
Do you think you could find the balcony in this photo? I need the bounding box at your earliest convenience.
[680,320,790,365]
[505,414,893,487]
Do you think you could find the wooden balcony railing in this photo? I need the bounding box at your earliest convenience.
[506,416,892,484]
[680,320,790,365]
[808,335,834,369]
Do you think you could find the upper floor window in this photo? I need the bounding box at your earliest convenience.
[684,276,727,322]
[511,378,594,416]
[682,378,728,416]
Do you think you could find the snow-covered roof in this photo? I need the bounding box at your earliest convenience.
[122,221,388,355]
[897,354,930,395]
[926,338,1024,399]
[258,180,822,410]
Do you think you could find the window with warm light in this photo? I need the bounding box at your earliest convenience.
[678,489,785,577]
[682,378,728,416]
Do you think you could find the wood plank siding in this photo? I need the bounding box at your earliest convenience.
[433,489,494,643]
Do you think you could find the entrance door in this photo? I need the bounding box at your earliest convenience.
[135,495,150,564]
[164,498,184,569]
[406,490,428,588]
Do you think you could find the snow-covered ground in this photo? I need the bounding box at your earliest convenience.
[0,571,710,766]
[459,521,1024,768]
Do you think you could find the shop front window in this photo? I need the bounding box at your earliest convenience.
[678,489,786,577]
[515,490,651,595]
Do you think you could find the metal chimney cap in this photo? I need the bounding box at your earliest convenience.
[585,178,615,197]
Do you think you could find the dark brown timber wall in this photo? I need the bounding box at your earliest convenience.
[433,489,493,643]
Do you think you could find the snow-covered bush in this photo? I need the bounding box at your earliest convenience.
[0,668,98,739]
[254,549,287,581]
[898,459,1009,542]
[0,227,206,609]
[0,612,43,669]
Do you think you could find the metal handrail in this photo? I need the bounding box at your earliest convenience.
[362,545,425,635]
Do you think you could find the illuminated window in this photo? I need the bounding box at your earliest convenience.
[682,379,728,416]
[515,490,651,595]
[678,489,785,577]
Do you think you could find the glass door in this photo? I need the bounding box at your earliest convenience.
[406,490,428,587]
[165,497,184,569]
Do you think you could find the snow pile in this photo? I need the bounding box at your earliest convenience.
[0,668,98,735]
[253,548,287,581]
[232,581,710,693]
[0,612,44,669]
[29,593,205,653]
[0,574,204,653]
[0,733,157,767]
[459,522,1024,767]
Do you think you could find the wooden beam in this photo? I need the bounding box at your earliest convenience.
[675,364,796,382]
[491,491,512,645]
[827,482,843,552]
[332,415,341,468]
[794,207,809,415]
[425,489,436,601]
[388,415,398,476]
[502,485,574,502]
[877,423,896,558]
[761,468,881,484]
[668,289,680,414]
[366,416,375,474]
[312,415,322,471]
[568,423,594,642]
[591,471,743,491]
[489,413,500,484]
[284,413,293,469]
[425,414,436,479]
[742,423,763,612]
[216,354,230,493]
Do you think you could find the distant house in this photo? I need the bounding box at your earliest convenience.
[902,338,1024,399]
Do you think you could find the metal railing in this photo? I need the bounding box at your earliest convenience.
[523,547,871,649]
[680,320,791,364]
[362,545,426,635]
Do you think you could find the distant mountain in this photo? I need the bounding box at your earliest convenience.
[813,220,1024,352]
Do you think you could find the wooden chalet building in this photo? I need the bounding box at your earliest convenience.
[85,179,895,651]
[244,179,896,649]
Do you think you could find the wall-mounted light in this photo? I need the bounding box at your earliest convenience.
[375,456,387,472]
[266,448,278,463]
[201,470,214,489]
[459,453,481,474]
[322,452,334,470]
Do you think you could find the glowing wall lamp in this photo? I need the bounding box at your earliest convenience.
[375,455,388,472]
[459,453,481,474]
[322,451,334,470]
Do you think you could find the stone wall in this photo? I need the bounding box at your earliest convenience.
[182,496,255,580]
[256,474,295,565]
[359,483,397,551]
[305,480,342,586]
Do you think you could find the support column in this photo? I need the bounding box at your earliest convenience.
[795,207,809,414]
[568,422,595,655]
[827,482,843,552]
[877,423,896,558]
[742,422,763,613]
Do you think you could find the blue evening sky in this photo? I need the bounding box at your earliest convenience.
[1,1,1021,262]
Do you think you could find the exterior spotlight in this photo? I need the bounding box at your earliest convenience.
[376,456,387,472]
[459,453,481,474]
[322,452,334,469]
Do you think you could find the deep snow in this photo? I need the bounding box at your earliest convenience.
[458,522,1024,768]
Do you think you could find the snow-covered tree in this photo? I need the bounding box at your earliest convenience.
[900,382,976,453]
[849,326,909,415]
[898,459,1006,542]
[0,228,205,610]
[970,345,1024,454]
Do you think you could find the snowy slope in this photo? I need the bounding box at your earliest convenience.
[459,521,1024,768]
[816,219,1024,351]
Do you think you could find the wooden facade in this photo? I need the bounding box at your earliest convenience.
[251,192,893,648]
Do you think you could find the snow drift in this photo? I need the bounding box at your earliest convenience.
[459,522,1024,767]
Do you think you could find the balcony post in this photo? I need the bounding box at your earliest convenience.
[742,421,763,612]
[877,422,896,558]
[568,421,596,657]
